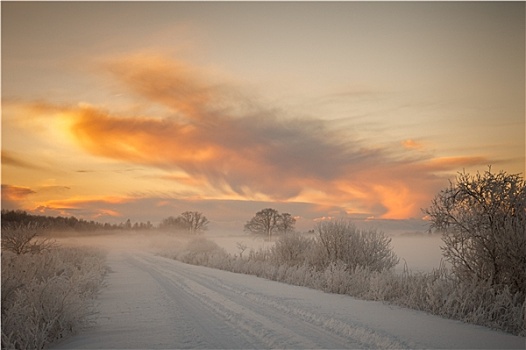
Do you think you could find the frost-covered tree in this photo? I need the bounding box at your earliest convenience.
[424,168,526,294]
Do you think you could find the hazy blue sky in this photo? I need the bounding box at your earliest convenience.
[2,2,524,232]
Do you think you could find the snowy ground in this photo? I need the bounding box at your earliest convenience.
[52,249,525,349]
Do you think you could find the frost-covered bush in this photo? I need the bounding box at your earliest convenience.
[425,168,526,295]
[271,233,315,267]
[1,223,56,255]
[378,264,526,336]
[1,248,106,349]
[178,237,229,266]
[315,220,399,272]
[436,278,525,335]
[322,261,354,294]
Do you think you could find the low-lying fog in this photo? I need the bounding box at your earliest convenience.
[53,229,445,273]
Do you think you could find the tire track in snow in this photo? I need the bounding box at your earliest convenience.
[132,254,333,348]
[136,253,413,349]
[128,256,261,349]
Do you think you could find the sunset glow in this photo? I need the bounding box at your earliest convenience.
[2,2,524,232]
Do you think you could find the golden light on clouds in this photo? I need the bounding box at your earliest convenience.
[2,185,36,202]
[372,184,415,220]
[2,53,508,225]
[2,2,523,230]
[33,196,134,218]
[402,139,423,150]
[102,53,219,120]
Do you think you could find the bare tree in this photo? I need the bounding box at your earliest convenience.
[244,208,282,241]
[279,213,296,234]
[236,241,248,258]
[424,168,526,294]
[159,216,188,231]
[180,211,209,234]
[1,223,57,255]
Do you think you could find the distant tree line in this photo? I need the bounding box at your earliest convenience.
[0,209,210,234]
[2,208,297,238]
[1,210,154,232]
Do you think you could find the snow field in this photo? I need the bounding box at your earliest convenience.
[53,251,525,349]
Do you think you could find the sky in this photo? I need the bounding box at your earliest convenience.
[2,2,525,233]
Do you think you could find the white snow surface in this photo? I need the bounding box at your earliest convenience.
[52,250,525,349]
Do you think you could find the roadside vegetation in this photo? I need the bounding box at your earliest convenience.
[1,224,107,349]
[2,167,524,341]
[160,168,526,336]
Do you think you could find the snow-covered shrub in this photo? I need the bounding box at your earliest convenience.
[283,264,319,289]
[271,233,314,267]
[437,278,525,335]
[1,247,106,349]
[248,247,271,262]
[343,267,371,298]
[179,237,229,266]
[1,223,56,255]
[315,220,399,272]
[323,261,353,294]
[366,270,405,301]
[159,231,525,335]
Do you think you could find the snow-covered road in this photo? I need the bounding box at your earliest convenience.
[53,251,525,349]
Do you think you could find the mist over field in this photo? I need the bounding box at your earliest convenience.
[33,227,520,349]
[51,228,444,273]
[3,189,525,349]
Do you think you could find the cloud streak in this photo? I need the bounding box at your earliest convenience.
[33,196,133,219]
[2,151,45,171]
[2,184,36,201]
[37,54,492,219]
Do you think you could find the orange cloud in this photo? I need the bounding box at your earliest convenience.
[424,156,489,172]
[39,196,132,209]
[17,54,499,222]
[402,139,423,150]
[2,184,36,202]
[102,53,218,120]
[67,105,356,202]
[33,196,133,219]
[372,184,414,220]
[94,209,121,218]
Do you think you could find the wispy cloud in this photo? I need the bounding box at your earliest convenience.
[34,196,132,219]
[15,54,494,220]
[401,139,423,150]
[1,184,36,209]
[2,184,36,200]
[2,151,44,170]
[424,156,490,172]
